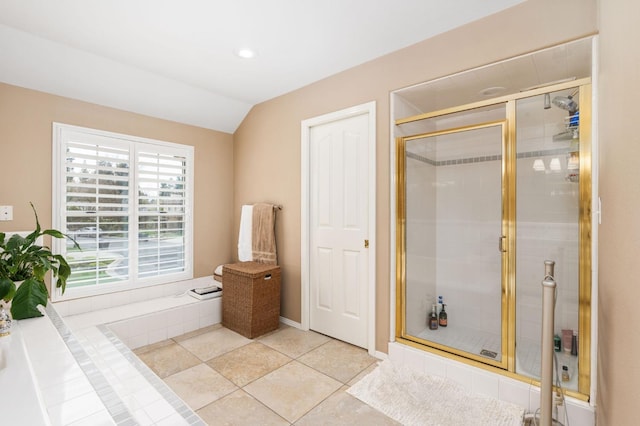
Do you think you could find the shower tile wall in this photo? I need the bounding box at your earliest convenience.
[516,98,580,349]
[405,153,502,339]
[515,95,580,383]
[435,160,501,335]
[516,155,579,343]
[403,95,581,384]
[405,156,436,335]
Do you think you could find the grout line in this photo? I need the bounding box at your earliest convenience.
[407,147,571,166]
[134,325,383,424]
[97,324,207,426]
[45,304,139,426]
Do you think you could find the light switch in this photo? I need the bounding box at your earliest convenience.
[0,206,13,221]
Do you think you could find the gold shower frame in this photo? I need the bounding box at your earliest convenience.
[395,78,592,401]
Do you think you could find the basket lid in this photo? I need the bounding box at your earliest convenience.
[222,261,279,278]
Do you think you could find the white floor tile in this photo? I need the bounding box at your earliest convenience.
[47,392,106,426]
[156,413,191,426]
[68,410,116,426]
[142,398,179,423]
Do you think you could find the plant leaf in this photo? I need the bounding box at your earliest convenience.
[53,254,71,294]
[29,201,42,235]
[10,278,48,319]
[6,233,26,251]
[0,278,16,301]
[43,228,81,250]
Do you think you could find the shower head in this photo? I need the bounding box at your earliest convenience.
[552,95,578,114]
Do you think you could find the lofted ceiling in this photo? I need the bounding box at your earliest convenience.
[0,0,524,133]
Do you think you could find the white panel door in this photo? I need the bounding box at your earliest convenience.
[309,113,369,348]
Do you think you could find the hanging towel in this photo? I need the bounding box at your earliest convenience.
[251,203,278,264]
[238,204,253,261]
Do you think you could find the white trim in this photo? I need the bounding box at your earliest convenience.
[589,35,599,407]
[51,122,194,301]
[389,93,398,344]
[279,316,302,329]
[300,101,377,356]
[374,350,389,361]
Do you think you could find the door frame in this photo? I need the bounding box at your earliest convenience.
[301,101,377,356]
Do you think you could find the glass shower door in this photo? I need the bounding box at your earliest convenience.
[514,89,584,392]
[399,121,508,368]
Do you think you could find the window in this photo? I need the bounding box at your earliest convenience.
[52,123,193,300]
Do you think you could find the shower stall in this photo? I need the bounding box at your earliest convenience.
[393,40,593,400]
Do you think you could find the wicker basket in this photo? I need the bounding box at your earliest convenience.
[222,262,281,338]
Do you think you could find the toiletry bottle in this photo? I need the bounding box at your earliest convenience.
[571,331,578,356]
[439,303,447,327]
[429,305,439,330]
[562,329,573,353]
[554,334,561,352]
[562,365,570,382]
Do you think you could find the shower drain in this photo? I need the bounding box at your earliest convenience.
[480,349,498,359]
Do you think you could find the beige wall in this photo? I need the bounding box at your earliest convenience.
[7,0,640,422]
[598,0,640,424]
[234,0,597,353]
[0,83,235,282]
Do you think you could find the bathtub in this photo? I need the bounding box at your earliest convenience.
[4,276,222,425]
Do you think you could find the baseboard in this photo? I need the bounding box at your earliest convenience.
[279,316,302,329]
[374,350,388,360]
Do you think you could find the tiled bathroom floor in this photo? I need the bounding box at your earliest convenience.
[134,324,399,425]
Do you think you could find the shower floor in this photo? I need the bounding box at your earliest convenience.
[416,325,502,361]
[414,326,579,392]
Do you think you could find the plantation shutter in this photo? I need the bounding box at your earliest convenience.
[137,148,188,278]
[63,133,132,287]
[53,123,193,297]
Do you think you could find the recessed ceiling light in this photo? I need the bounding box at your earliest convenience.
[478,86,506,97]
[235,48,257,59]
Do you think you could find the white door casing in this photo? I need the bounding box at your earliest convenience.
[301,101,376,354]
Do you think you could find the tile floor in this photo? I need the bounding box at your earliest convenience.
[134,324,399,425]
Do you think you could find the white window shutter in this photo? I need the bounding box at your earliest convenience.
[52,123,193,299]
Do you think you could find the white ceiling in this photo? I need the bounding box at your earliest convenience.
[0,0,524,133]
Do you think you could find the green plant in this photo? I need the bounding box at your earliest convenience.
[0,203,79,320]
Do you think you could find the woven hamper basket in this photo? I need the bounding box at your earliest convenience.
[222,262,281,338]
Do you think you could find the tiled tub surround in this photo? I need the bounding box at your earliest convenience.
[53,276,219,325]
[62,277,222,350]
[388,341,595,426]
[1,317,58,425]
[5,276,222,425]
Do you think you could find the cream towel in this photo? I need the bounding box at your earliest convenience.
[251,203,277,264]
[237,205,253,261]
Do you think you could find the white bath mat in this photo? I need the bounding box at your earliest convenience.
[348,360,524,426]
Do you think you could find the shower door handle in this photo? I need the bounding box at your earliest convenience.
[498,236,507,253]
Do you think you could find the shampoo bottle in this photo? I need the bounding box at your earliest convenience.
[562,365,570,382]
[429,304,439,330]
[439,303,448,327]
